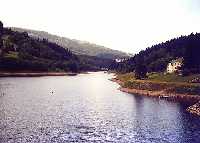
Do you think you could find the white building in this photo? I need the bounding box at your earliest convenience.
[166,58,183,73]
[115,58,126,63]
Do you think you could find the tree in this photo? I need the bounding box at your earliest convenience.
[0,21,3,35]
[0,37,2,49]
[0,21,3,48]
[68,62,79,73]
[134,64,147,79]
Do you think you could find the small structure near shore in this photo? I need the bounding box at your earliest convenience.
[166,58,183,73]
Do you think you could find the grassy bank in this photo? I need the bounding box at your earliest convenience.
[116,72,200,96]
[113,72,200,116]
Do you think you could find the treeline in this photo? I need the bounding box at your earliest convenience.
[109,33,200,77]
[12,27,130,59]
[0,21,112,72]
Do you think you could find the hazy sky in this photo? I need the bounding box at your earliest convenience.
[0,0,200,54]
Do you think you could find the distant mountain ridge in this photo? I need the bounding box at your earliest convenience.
[11,27,131,59]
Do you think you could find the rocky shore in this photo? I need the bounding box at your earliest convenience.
[111,78,200,116]
[119,87,200,104]
[187,102,200,116]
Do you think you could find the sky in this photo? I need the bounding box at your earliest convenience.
[0,0,200,54]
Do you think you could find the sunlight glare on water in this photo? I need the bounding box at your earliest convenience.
[0,72,200,143]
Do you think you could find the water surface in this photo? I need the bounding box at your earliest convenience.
[0,72,200,143]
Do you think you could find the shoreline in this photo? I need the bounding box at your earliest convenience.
[0,72,78,77]
[111,78,200,116]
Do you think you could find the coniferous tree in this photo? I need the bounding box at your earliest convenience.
[0,21,3,35]
[0,21,3,48]
[135,64,147,79]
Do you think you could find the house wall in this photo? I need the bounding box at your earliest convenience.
[167,61,182,73]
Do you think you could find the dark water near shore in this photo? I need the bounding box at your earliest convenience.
[0,72,200,143]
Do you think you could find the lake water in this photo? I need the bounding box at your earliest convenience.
[0,72,200,143]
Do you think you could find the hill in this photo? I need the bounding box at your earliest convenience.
[0,21,111,72]
[110,33,200,75]
[11,27,130,59]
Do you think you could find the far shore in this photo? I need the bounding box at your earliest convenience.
[0,72,78,77]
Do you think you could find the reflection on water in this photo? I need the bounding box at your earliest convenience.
[0,72,200,143]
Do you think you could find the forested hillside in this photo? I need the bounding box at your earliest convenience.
[11,27,130,59]
[110,33,200,75]
[0,21,111,72]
